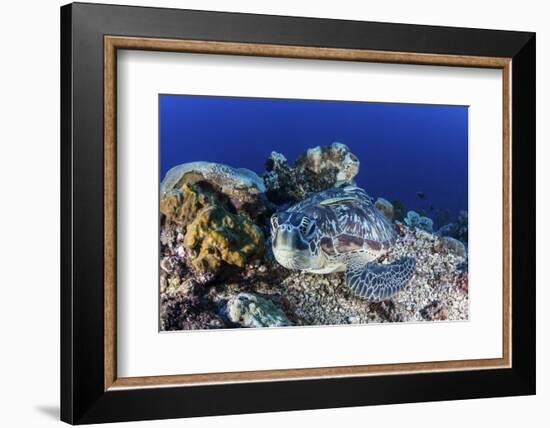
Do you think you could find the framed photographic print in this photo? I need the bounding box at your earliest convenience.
[60,2,536,424]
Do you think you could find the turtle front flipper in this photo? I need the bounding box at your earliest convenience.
[345,256,416,301]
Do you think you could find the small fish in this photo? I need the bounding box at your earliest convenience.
[416,191,426,199]
[430,205,434,211]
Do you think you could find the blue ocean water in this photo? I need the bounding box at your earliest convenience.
[159,95,468,222]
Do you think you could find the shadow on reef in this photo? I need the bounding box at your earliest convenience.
[159,143,469,330]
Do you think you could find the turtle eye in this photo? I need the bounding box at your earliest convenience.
[271,214,279,229]
[299,217,315,237]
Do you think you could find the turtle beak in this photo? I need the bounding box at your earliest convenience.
[272,228,314,270]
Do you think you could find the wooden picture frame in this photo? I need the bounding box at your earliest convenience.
[61,2,535,424]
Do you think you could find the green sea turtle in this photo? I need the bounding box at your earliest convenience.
[270,186,416,301]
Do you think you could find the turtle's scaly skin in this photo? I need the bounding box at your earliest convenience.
[271,186,416,301]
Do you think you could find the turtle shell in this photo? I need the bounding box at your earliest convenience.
[288,186,396,257]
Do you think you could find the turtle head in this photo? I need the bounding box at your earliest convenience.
[270,212,323,270]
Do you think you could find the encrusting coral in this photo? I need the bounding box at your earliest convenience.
[160,182,219,224]
[183,203,264,273]
[161,182,264,274]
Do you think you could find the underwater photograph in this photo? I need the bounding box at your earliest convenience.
[159,95,469,330]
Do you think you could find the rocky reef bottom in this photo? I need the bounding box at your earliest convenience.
[159,145,468,331]
[160,221,468,330]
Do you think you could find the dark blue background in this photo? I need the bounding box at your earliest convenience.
[160,95,468,219]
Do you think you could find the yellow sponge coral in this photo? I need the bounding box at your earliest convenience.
[161,183,264,273]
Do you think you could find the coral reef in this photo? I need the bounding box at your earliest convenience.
[263,143,359,204]
[159,144,468,330]
[160,223,468,328]
[404,210,434,233]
